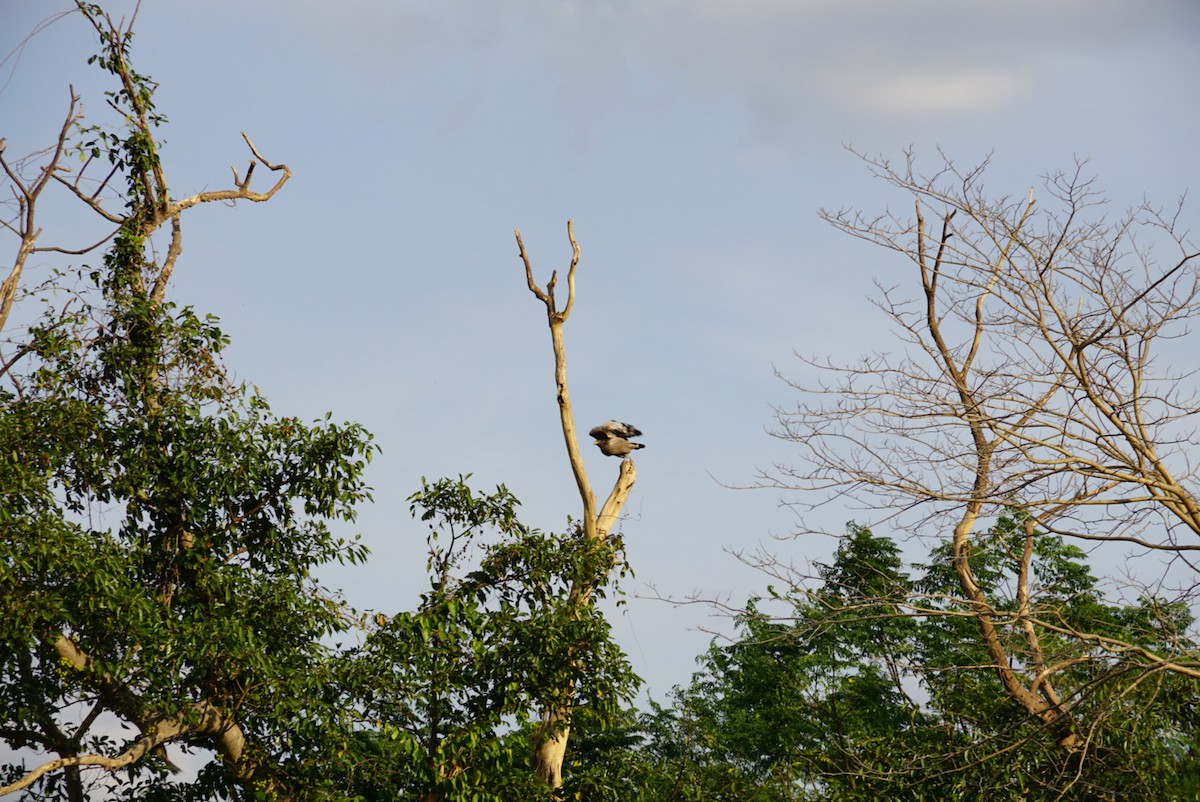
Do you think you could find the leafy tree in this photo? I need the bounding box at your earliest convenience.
[629,527,926,802]
[1,5,373,799]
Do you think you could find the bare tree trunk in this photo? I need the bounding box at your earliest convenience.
[913,196,1082,747]
[516,222,637,790]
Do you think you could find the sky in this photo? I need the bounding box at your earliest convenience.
[3,0,1200,702]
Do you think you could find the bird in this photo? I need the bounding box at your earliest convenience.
[589,420,645,458]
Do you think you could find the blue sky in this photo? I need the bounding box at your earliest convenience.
[4,0,1199,700]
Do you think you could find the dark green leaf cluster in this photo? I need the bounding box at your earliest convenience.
[1,261,376,800]
[597,521,1200,801]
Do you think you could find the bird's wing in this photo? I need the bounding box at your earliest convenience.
[610,420,642,438]
[593,420,642,439]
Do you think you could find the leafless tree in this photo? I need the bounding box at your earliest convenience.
[768,148,1200,751]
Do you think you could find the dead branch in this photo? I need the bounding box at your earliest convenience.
[0,89,82,333]
[597,459,637,537]
[516,220,597,534]
[167,132,292,216]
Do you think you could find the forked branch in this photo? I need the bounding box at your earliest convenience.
[167,132,292,216]
[516,220,598,534]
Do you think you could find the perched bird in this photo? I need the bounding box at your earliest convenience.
[589,420,645,458]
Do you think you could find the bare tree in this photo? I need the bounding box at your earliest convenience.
[768,149,1200,753]
[515,221,638,790]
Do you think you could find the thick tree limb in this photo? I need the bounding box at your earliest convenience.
[47,634,252,779]
[0,698,248,797]
[597,459,637,538]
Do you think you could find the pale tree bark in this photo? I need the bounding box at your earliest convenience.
[515,221,638,790]
[767,148,1200,756]
[914,193,1083,747]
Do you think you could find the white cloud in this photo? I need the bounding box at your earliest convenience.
[281,0,1198,127]
[839,69,1029,117]
[613,0,1186,121]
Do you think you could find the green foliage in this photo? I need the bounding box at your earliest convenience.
[620,520,1200,801]
[1,226,376,800]
[335,476,640,802]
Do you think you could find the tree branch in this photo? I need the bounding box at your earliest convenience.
[516,221,597,532]
[166,132,292,217]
